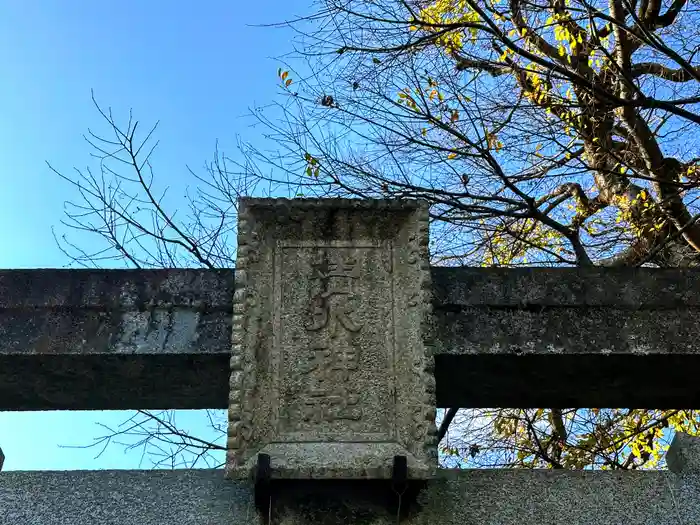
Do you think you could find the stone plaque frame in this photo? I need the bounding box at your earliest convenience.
[225,198,436,480]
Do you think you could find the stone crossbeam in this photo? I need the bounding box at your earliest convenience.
[1,467,697,524]
[0,269,234,410]
[2,267,700,410]
[2,434,699,525]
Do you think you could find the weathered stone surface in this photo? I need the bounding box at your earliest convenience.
[0,268,234,310]
[667,432,700,474]
[431,266,700,307]
[4,266,700,410]
[227,198,436,480]
[0,269,233,359]
[432,307,700,355]
[1,468,698,525]
[0,269,233,410]
[430,266,700,408]
[0,470,252,525]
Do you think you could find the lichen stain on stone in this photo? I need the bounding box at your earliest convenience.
[545,344,565,354]
[166,309,202,350]
[114,309,201,354]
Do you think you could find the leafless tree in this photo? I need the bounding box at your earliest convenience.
[52,0,700,470]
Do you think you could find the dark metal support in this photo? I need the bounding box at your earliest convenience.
[253,453,272,521]
[391,455,408,492]
[250,453,426,523]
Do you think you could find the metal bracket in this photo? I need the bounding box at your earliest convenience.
[253,453,272,520]
[250,453,425,523]
[390,455,421,521]
[391,455,408,491]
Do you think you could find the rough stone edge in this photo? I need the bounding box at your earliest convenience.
[237,197,427,211]
[225,199,259,479]
[234,442,433,479]
[409,201,439,471]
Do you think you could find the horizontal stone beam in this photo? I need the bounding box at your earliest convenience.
[431,266,700,307]
[2,436,697,523]
[1,466,697,524]
[2,268,700,410]
[0,269,233,410]
[431,268,700,408]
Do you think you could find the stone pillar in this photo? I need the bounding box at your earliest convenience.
[226,198,436,480]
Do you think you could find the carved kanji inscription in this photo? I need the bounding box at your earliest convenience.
[278,246,392,438]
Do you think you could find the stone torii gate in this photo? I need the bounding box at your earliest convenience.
[1,198,700,524]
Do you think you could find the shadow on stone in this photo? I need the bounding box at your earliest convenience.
[264,479,428,524]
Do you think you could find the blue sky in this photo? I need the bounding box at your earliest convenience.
[0,0,305,470]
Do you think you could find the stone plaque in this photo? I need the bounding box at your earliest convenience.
[225,198,436,480]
